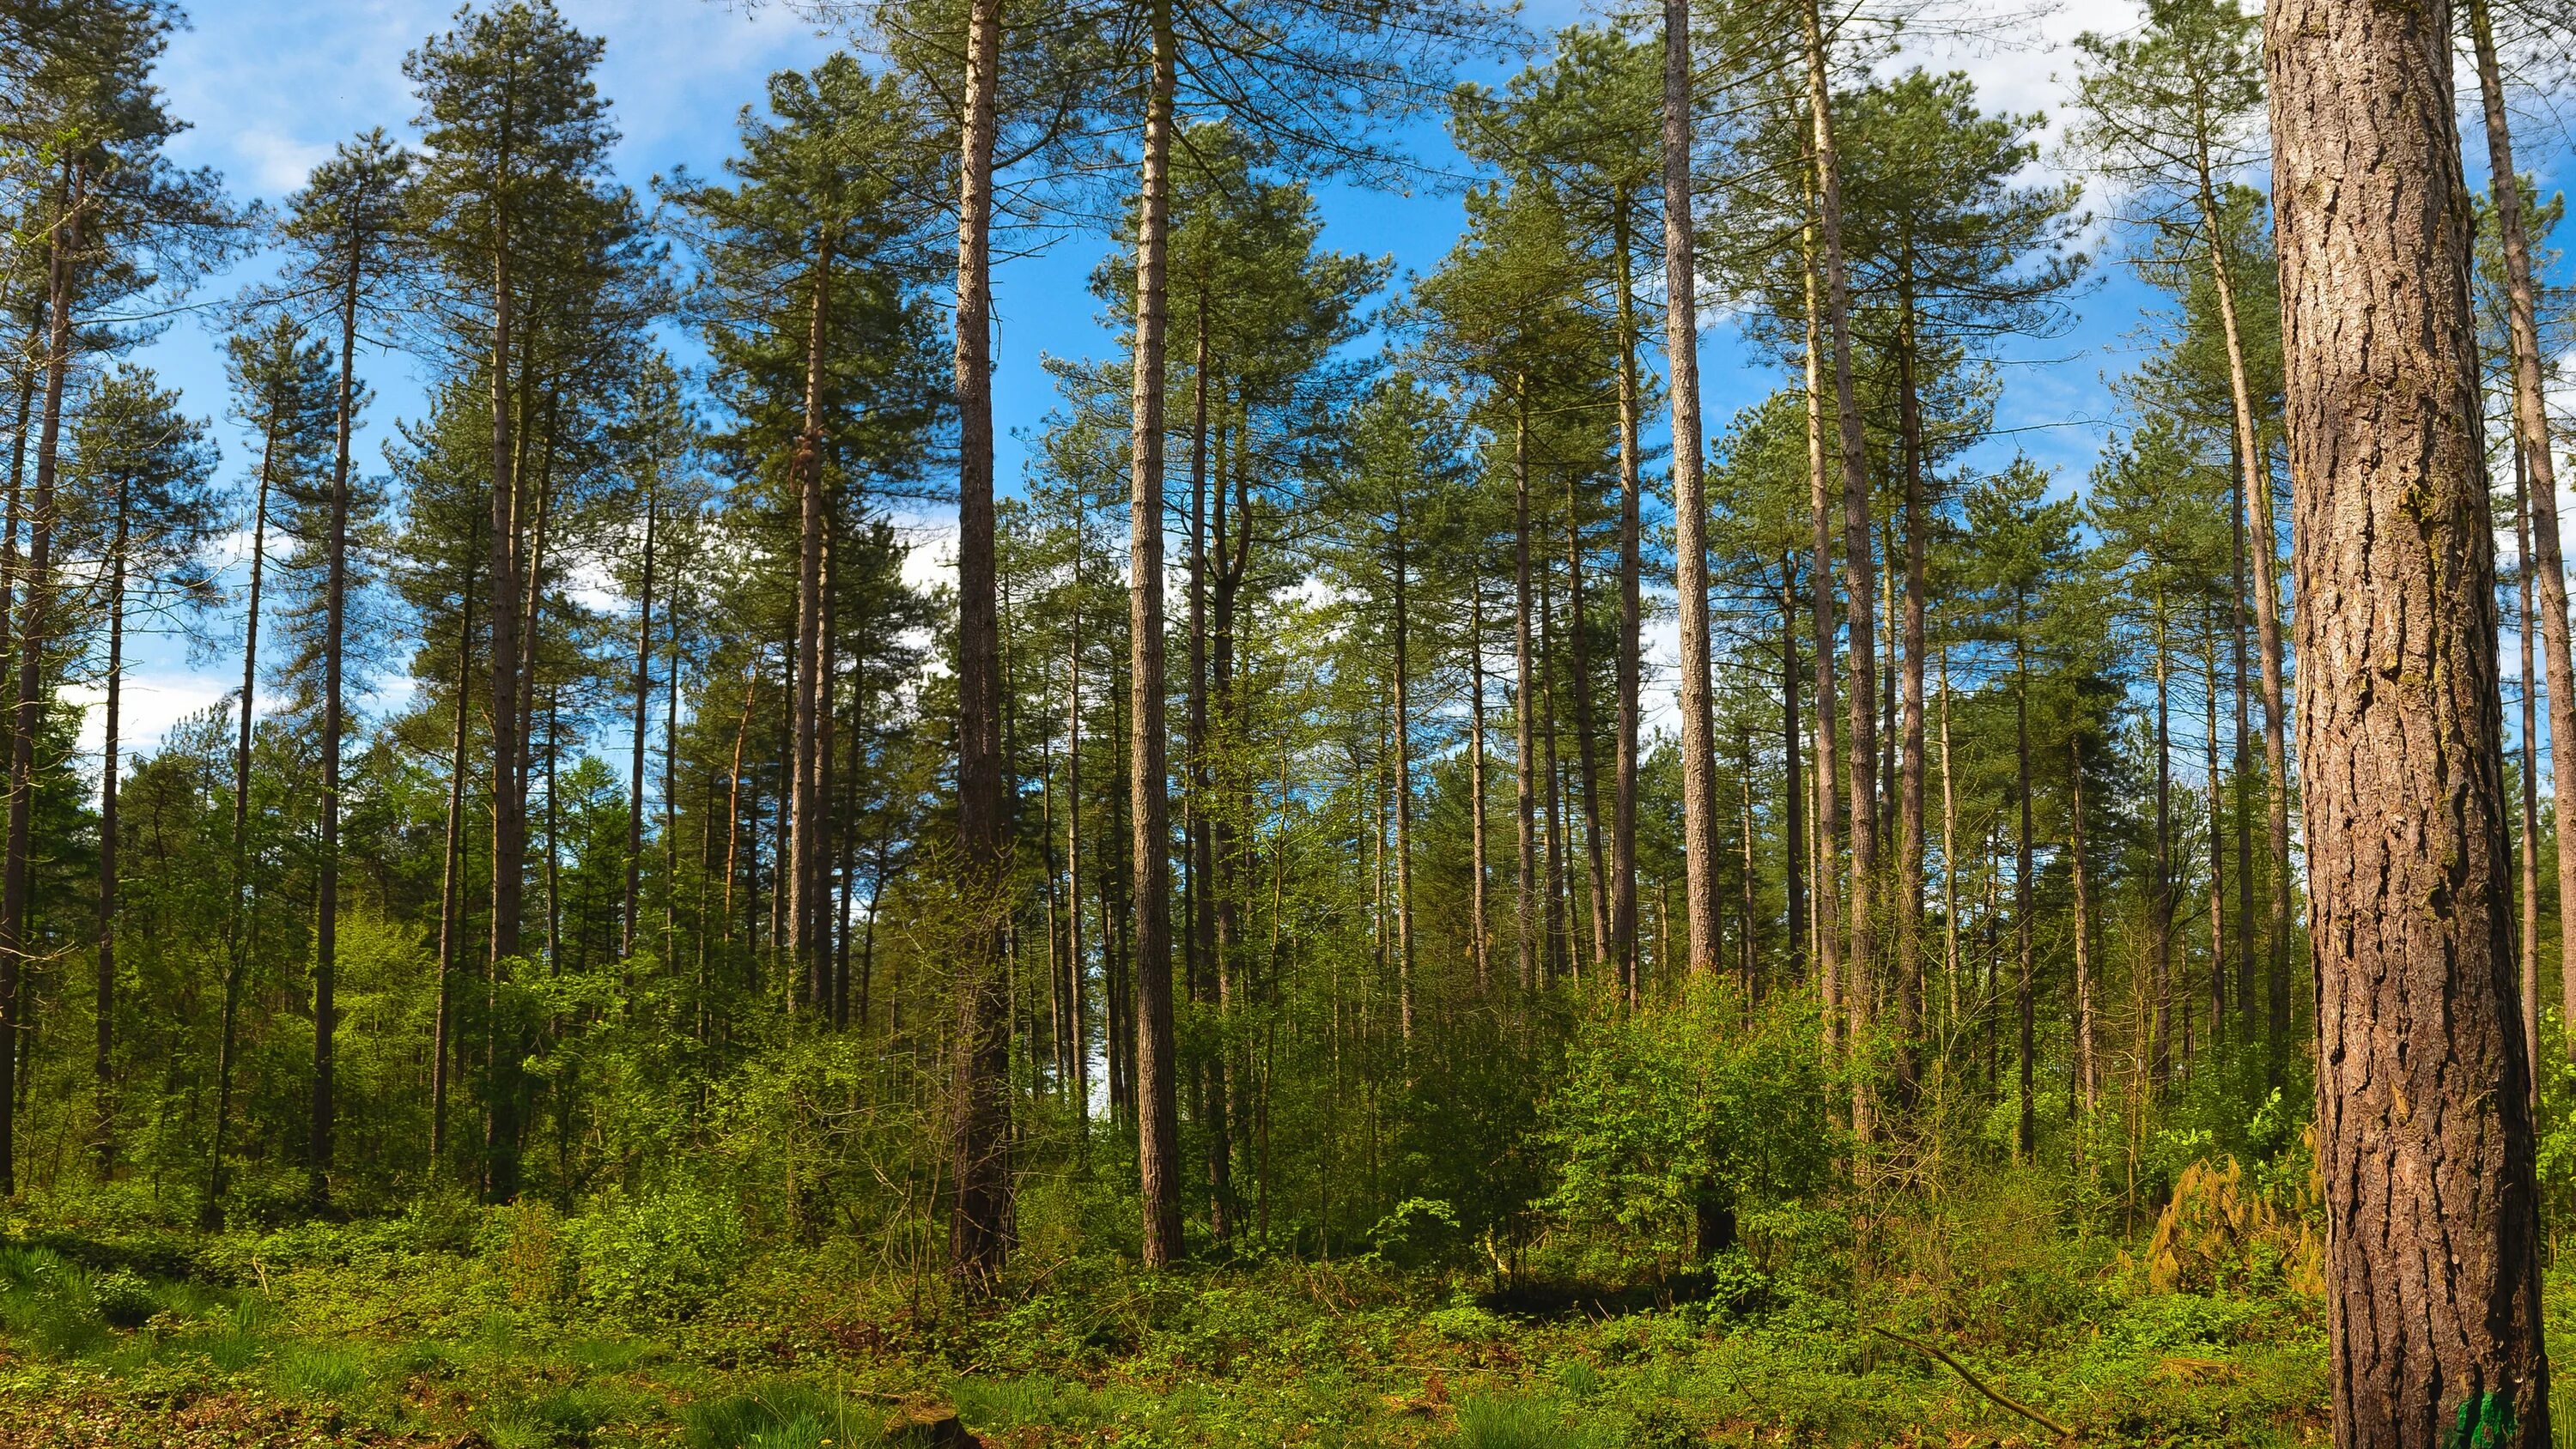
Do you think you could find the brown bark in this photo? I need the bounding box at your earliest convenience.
[789,246,832,1002]
[2518,445,2541,1090]
[3,161,79,1200]
[1894,283,1928,1100]
[1802,206,1845,1047]
[2266,0,2552,1432]
[948,0,1012,1288]
[93,470,127,1171]
[1805,0,1876,1115]
[623,492,655,961]
[1565,475,1608,973]
[1467,579,1492,994]
[1128,0,1183,1270]
[431,553,474,1167]
[1612,200,1643,999]
[1513,385,1538,992]
[1663,0,1722,975]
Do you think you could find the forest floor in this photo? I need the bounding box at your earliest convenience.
[0,1182,2381,1448]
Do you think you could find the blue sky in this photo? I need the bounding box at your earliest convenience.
[99,0,2567,759]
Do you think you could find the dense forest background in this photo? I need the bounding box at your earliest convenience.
[0,0,2569,1442]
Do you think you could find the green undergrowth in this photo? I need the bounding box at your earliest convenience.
[0,1184,2377,1447]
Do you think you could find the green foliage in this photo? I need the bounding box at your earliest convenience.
[1542,982,1838,1272]
[563,1183,747,1323]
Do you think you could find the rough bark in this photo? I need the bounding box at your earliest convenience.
[950,0,1012,1287]
[1663,0,1722,975]
[1128,0,1183,1269]
[2267,0,2553,1433]
[1612,201,1643,998]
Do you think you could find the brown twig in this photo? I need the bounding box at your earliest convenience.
[1869,1325,2077,1441]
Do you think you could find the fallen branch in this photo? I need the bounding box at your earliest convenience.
[1869,1325,2076,1442]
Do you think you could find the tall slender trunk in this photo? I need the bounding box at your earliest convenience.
[2193,146,2291,1076]
[93,474,128,1171]
[432,554,475,1167]
[1663,0,1722,975]
[1565,477,1608,973]
[948,0,1012,1287]
[2150,603,2174,1083]
[1612,199,1643,998]
[1893,278,1928,1101]
[1939,648,1959,1024]
[1541,560,1569,979]
[2232,429,2257,1046]
[1467,581,1492,994]
[1806,0,1876,1120]
[313,221,363,1206]
[2203,617,2227,1055]
[1392,515,1414,1038]
[5,161,80,1201]
[2469,0,2576,1069]
[1802,207,1845,1048]
[1782,558,1805,987]
[1513,385,1538,992]
[2014,619,2034,1160]
[1127,0,1183,1269]
[623,492,656,961]
[2267,0,2550,1431]
[2518,444,2542,1084]
[789,247,833,1004]
[1065,551,1084,1129]
[2070,734,2095,1119]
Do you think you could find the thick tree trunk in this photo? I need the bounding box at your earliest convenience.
[950,0,1013,1288]
[2267,0,2553,1434]
[1663,0,1722,976]
[1128,0,1183,1270]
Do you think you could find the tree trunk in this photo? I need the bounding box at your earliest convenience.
[1127,0,1183,1270]
[1894,280,1928,1101]
[2014,621,2034,1161]
[2194,145,2292,1078]
[1663,0,1722,976]
[1805,0,1876,1123]
[93,475,127,1172]
[432,552,474,1168]
[2267,0,2552,1432]
[1513,385,1538,992]
[1783,558,1805,988]
[313,221,363,1206]
[1612,199,1643,999]
[623,492,655,962]
[2151,603,2173,1083]
[1802,205,1845,1049]
[2518,443,2542,1089]
[1566,475,1608,973]
[1468,579,1492,994]
[1392,512,1414,1038]
[2070,735,2095,1119]
[4,161,80,1201]
[789,248,833,1005]
[2468,0,2576,1070]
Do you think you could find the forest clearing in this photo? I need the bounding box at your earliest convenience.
[0,0,2565,1442]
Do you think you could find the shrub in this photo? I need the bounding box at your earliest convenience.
[567,1184,747,1322]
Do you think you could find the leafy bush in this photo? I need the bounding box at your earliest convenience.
[1366,1197,1461,1270]
[89,1269,158,1328]
[566,1183,747,1322]
[1542,981,1839,1274]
